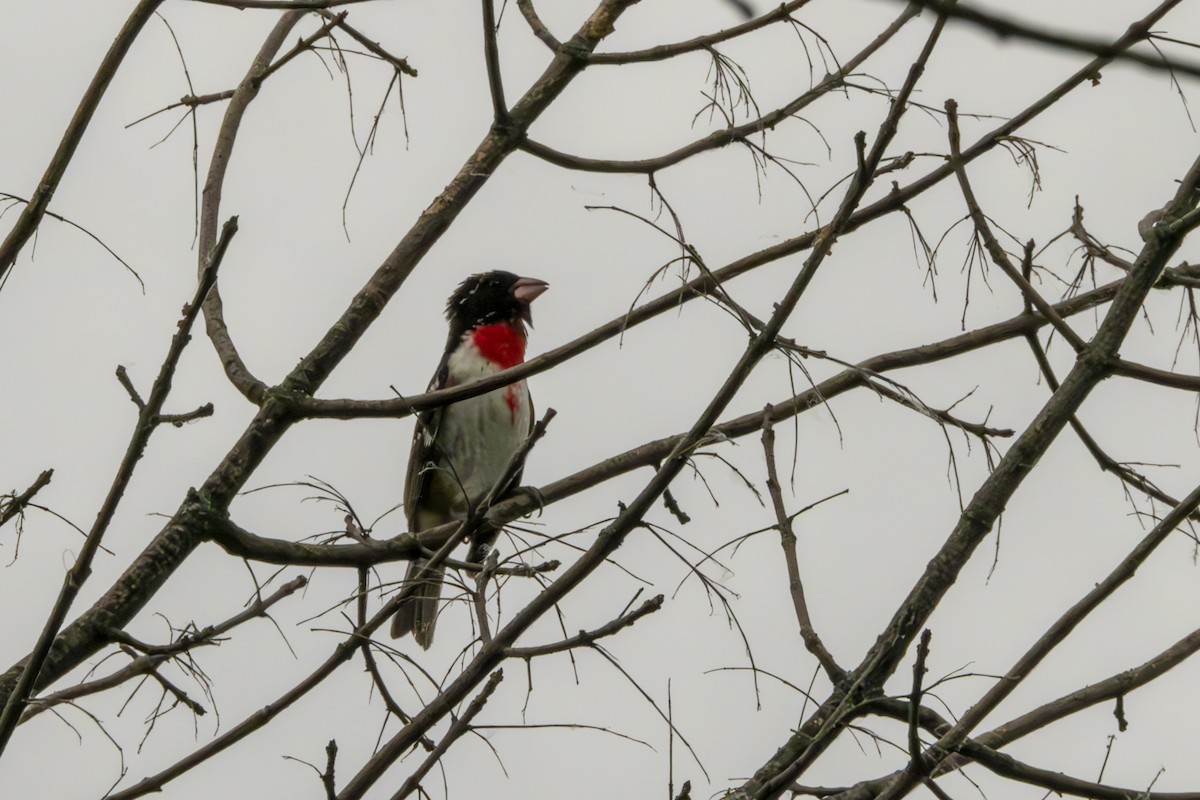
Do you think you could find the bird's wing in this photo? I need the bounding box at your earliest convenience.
[403,355,455,532]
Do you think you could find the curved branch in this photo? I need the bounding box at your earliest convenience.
[199,13,306,403]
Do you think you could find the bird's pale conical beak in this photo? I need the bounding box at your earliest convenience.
[512,277,549,326]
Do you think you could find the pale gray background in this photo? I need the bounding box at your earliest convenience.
[3,1,1200,798]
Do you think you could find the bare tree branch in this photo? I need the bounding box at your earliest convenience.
[384,670,504,800]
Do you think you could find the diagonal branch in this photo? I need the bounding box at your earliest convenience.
[860,159,1200,800]
[823,622,1200,800]
[0,0,163,289]
[21,575,306,723]
[0,470,53,531]
[316,10,418,76]
[506,594,664,658]
[385,670,504,800]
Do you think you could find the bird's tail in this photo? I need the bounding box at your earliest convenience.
[391,558,445,648]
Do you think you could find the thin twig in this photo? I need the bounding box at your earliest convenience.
[316,10,417,76]
[506,594,664,658]
[761,413,844,683]
[385,670,504,800]
[0,0,163,287]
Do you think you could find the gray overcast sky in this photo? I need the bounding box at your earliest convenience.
[3,1,1200,798]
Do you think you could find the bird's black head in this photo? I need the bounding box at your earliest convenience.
[445,270,549,337]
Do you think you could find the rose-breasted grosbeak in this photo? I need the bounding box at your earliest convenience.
[391,270,549,647]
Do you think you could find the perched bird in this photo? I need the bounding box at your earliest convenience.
[391,270,549,647]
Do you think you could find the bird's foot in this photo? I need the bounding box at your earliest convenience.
[513,485,546,516]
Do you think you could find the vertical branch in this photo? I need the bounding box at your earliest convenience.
[199,11,305,401]
[761,413,843,683]
[905,630,932,779]
[481,0,508,122]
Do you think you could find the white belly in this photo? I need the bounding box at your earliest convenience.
[435,340,531,513]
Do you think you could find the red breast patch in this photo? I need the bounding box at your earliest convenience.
[471,322,526,369]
